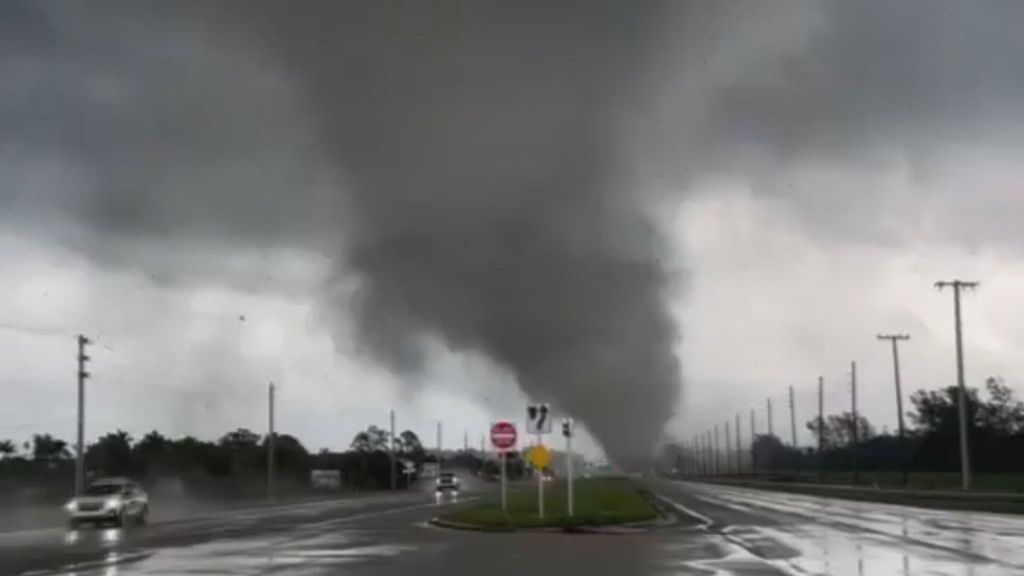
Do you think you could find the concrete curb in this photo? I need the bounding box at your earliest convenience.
[427,488,677,534]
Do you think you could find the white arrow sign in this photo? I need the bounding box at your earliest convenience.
[526,403,552,434]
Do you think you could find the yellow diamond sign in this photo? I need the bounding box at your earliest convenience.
[527,444,551,469]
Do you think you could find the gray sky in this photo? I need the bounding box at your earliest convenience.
[2,1,1024,461]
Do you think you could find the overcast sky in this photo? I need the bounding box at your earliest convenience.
[2,1,1024,461]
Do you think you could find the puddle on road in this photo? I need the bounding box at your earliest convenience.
[672,483,1024,575]
[33,529,424,576]
[655,539,793,576]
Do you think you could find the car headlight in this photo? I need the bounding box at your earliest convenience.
[104,498,121,510]
[65,500,78,512]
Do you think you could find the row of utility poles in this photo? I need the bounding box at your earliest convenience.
[73,337,468,500]
[681,279,978,491]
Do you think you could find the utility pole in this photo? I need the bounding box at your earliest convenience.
[698,434,705,475]
[268,382,275,501]
[713,425,720,475]
[749,409,756,474]
[464,429,468,452]
[818,376,824,482]
[436,421,443,473]
[936,280,978,490]
[690,438,696,476]
[735,413,742,475]
[693,435,700,475]
[789,385,798,448]
[706,431,713,475]
[766,398,774,473]
[75,335,91,496]
[878,333,911,486]
[724,421,732,475]
[851,362,859,485]
[708,430,715,475]
[480,434,486,474]
[389,409,396,491]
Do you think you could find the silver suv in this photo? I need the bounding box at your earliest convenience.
[65,478,149,528]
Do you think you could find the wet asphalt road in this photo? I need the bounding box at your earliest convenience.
[4,478,1024,575]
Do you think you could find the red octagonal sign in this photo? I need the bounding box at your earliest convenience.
[490,421,517,451]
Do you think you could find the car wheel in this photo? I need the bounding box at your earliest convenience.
[67,518,79,530]
[112,510,125,528]
[137,505,148,526]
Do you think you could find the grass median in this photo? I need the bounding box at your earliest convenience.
[442,477,658,529]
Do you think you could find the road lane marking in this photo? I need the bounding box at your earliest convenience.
[653,494,714,529]
[679,481,1023,569]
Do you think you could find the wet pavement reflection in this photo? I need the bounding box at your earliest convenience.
[8,481,1024,575]
[649,479,1024,575]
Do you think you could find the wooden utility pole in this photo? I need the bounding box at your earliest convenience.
[749,409,756,474]
[936,279,978,491]
[789,386,798,447]
[735,413,742,475]
[389,409,396,490]
[818,376,824,482]
[851,362,859,485]
[436,421,443,472]
[878,333,910,485]
[713,425,720,475]
[268,382,275,501]
[724,421,732,475]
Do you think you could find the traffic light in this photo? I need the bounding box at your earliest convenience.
[562,418,573,438]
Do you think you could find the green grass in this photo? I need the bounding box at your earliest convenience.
[703,472,1024,514]
[738,471,1024,492]
[443,477,658,529]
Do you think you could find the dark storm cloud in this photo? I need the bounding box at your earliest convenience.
[233,2,683,464]
[684,0,1024,247]
[3,0,1024,463]
[0,1,682,464]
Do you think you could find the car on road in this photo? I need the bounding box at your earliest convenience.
[65,477,149,528]
[435,472,460,493]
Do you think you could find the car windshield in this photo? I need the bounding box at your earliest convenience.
[84,484,124,496]
[440,473,455,480]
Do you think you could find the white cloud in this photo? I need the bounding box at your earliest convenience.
[666,181,1024,447]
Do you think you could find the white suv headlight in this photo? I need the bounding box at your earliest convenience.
[65,501,78,512]
[104,498,121,510]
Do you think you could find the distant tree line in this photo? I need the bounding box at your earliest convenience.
[746,377,1024,477]
[0,423,521,499]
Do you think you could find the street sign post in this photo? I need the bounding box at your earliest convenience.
[527,444,551,519]
[490,421,518,511]
[526,404,552,519]
[562,418,575,516]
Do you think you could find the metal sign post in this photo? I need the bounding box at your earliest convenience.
[526,404,552,520]
[490,421,517,513]
[537,432,544,519]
